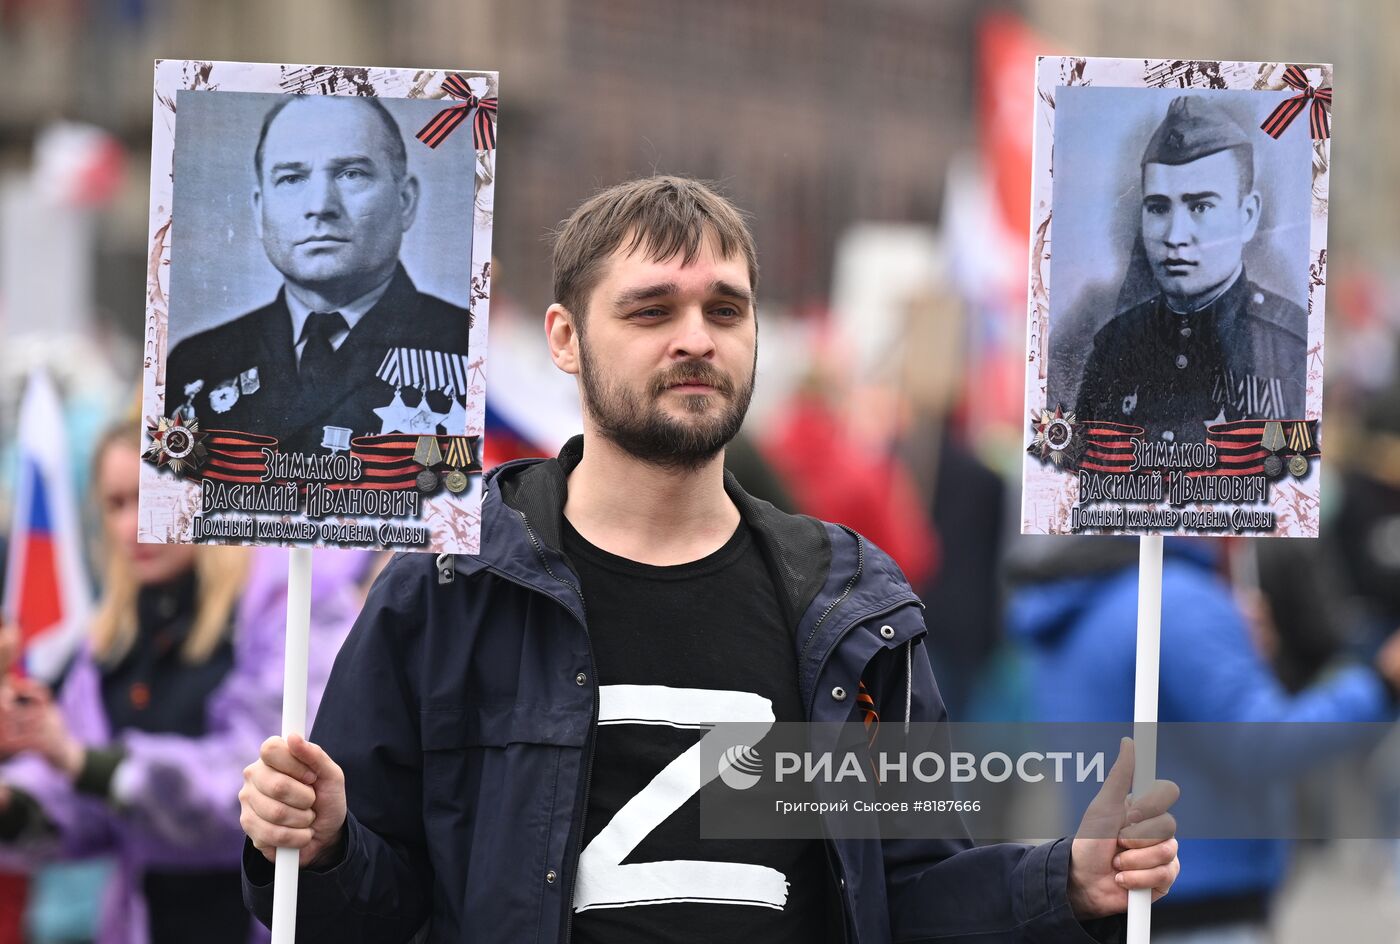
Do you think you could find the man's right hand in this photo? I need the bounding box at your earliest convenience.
[240,733,347,868]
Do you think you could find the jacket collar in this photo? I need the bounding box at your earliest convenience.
[475,435,832,630]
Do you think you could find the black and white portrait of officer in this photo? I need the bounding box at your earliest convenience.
[1051,91,1312,445]
[165,92,474,456]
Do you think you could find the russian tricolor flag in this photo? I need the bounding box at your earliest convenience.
[2,371,91,683]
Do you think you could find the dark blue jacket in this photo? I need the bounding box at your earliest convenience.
[245,438,1117,942]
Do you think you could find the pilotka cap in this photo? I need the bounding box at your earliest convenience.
[1143,95,1252,166]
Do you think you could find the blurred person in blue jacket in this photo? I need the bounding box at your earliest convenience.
[1007,537,1400,944]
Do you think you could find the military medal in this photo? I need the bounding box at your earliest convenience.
[321,425,352,453]
[373,387,416,434]
[1288,454,1309,478]
[1259,421,1288,478]
[175,379,203,423]
[442,436,477,493]
[443,395,469,435]
[142,415,208,477]
[413,435,443,467]
[239,367,261,395]
[405,384,448,434]
[407,403,447,434]
[413,435,443,494]
[1027,407,1082,469]
[209,379,240,414]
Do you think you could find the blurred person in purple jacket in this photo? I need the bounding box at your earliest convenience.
[0,418,369,944]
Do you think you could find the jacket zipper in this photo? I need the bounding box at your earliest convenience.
[804,594,922,944]
[798,524,866,668]
[510,508,597,944]
[795,525,927,940]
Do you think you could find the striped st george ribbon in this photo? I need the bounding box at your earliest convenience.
[194,433,483,490]
[856,680,881,784]
[443,436,478,470]
[199,430,278,483]
[1260,65,1331,140]
[340,434,484,490]
[415,73,497,150]
[1187,419,1321,477]
[857,681,880,748]
[1079,422,1143,474]
[343,434,434,490]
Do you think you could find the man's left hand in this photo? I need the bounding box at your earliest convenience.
[1068,737,1180,919]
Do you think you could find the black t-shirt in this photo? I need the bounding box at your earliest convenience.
[563,518,837,944]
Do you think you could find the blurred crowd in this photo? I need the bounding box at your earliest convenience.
[3,1,1400,941]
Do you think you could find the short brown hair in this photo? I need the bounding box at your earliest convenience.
[551,176,758,320]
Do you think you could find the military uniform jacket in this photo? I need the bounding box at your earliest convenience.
[166,265,472,455]
[1073,272,1307,443]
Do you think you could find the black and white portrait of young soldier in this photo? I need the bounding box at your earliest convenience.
[165,92,475,456]
[1065,93,1310,444]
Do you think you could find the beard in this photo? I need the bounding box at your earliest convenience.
[578,338,755,473]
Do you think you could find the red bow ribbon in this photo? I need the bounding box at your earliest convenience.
[416,73,497,150]
[1260,65,1331,140]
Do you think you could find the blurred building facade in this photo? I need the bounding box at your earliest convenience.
[1,0,983,342]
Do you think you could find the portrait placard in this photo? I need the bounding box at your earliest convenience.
[1021,57,1330,537]
[139,60,495,553]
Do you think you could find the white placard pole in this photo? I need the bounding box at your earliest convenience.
[271,547,313,944]
[1127,534,1163,944]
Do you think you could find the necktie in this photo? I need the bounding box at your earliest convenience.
[298,310,347,387]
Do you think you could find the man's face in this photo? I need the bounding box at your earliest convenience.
[569,233,757,471]
[254,98,418,298]
[1141,149,1259,306]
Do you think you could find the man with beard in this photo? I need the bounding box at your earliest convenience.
[238,177,1179,942]
[1074,95,1308,444]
